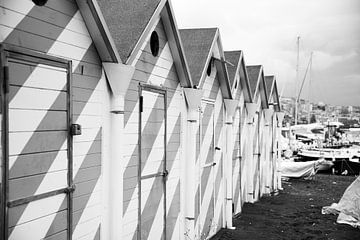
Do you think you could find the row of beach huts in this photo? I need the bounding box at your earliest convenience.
[0,0,286,239]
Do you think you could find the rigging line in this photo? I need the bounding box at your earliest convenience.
[297,52,313,102]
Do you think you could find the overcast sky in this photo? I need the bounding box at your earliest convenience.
[172,0,360,106]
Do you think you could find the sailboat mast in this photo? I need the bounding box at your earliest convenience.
[295,36,300,125]
[308,52,313,123]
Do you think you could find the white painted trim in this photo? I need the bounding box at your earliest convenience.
[102,62,135,111]
[183,88,203,121]
[263,108,274,125]
[224,99,238,124]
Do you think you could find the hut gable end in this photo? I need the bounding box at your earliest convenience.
[96,0,162,63]
[180,28,232,99]
[225,50,252,103]
[97,0,192,87]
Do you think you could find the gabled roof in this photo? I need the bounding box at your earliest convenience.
[265,76,281,111]
[265,75,275,102]
[76,0,121,62]
[96,0,192,87]
[273,80,281,111]
[224,51,241,86]
[97,0,161,63]
[246,65,269,109]
[179,28,218,87]
[247,65,262,97]
[225,50,252,103]
[180,28,232,99]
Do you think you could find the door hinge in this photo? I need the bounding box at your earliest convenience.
[66,184,76,193]
[139,95,143,112]
[3,66,9,93]
[160,169,169,178]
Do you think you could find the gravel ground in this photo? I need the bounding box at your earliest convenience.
[211,174,360,240]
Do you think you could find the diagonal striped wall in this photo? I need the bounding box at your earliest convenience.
[239,105,248,206]
[252,106,262,203]
[121,19,183,240]
[260,110,274,196]
[231,87,245,215]
[241,97,261,204]
[194,65,225,240]
[1,0,105,239]
[257,113,266,198]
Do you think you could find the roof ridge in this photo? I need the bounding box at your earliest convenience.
[179,27,218,31]
[224,50,243,54]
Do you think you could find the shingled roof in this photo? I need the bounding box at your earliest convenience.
[179,28,218,86]
[265,75,275,102]
[97,0,161,63]
[246,65,262,97]
[224,51,242,87]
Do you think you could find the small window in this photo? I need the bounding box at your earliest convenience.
[206,58,213,76]
[150,31,160,57]
[32,0,48,6]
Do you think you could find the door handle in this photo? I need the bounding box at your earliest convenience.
[215,147,221,151]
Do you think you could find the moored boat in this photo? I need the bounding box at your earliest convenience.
[297,147,360,175]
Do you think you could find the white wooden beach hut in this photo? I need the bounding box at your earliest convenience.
[97,0,195,239]
[264,76,283,194]
[245,65,269,203]
[224,51,253,215]
[0,0,126,239]
[0,0,196,239]
[261,75,277,196]
[180,28,237,239]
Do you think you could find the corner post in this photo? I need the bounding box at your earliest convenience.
[103,62,135,240]
[263,108,274,195]
[244,102,257,202]
[183,88,203,240]
[275,111,285,192]
[224,99,238,230]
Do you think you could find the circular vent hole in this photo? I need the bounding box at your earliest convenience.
[206,59,213,76]
[150,31,160,57]
[32,0,48,6]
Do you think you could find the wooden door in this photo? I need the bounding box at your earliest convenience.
[138,85,167,240]
[1,46,73,240]
[199,101,215,240]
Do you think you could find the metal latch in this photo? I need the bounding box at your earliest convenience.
[71,124,82,136]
